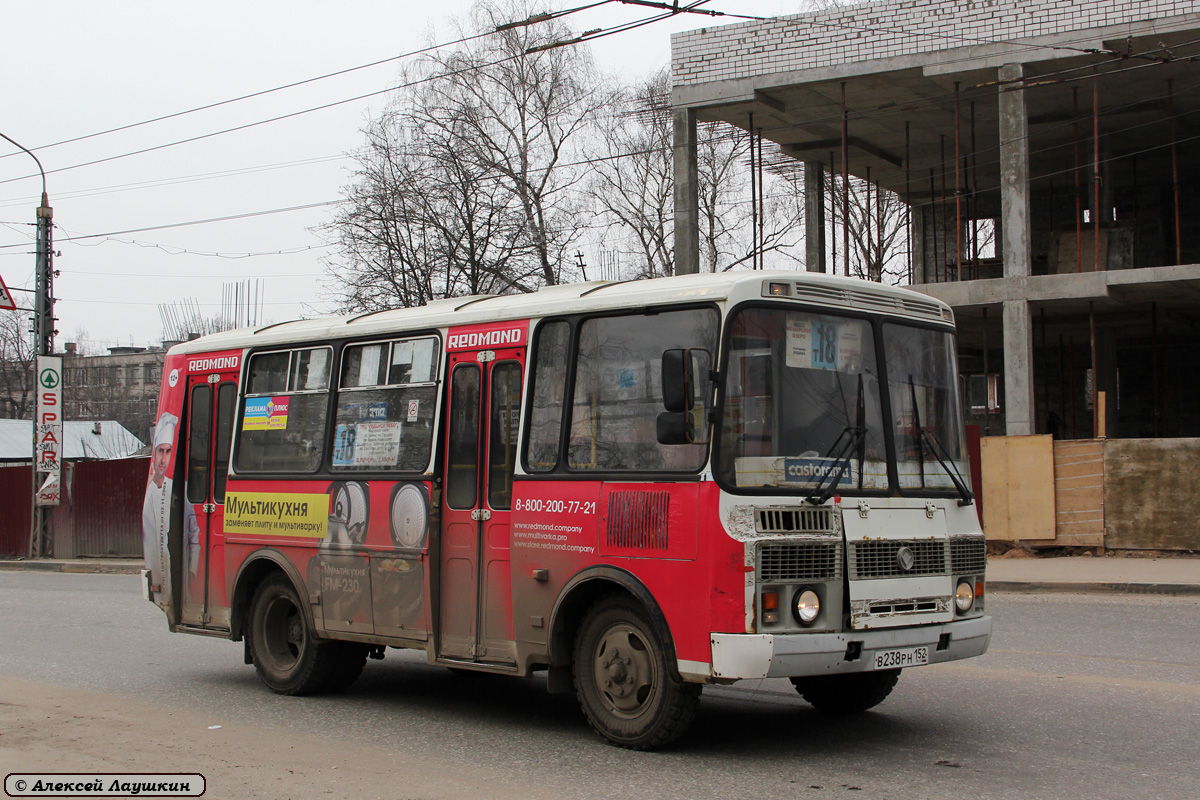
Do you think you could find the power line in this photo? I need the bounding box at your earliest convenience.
[3,55,1192,256]
[0,30,499,166]
[1,9,1192,268]
[0,4,1150,204]
[0,3,628,187]
[0,154,348,209]
[53,226,332,260]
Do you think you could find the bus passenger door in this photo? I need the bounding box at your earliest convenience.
[439,347,524,665]
[180,373,237,630]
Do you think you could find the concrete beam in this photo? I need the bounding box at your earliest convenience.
[673,108,700,276]
[913,263,1200,309]
[784,137,904,168]
[754,90,786,113]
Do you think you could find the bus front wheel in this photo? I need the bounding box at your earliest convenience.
[249,574,340,695]
[790,669,901,713]
[573,596,701,750]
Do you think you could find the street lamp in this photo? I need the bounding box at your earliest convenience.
[1,131,56,558]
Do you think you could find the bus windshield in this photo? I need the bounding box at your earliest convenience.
[884,322,969,494]
[717,306,968,496]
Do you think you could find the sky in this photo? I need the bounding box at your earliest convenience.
[0,1,802,351]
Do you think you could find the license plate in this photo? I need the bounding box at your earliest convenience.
[873,646,929,670]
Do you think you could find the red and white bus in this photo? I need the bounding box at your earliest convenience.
[141,270,991,749]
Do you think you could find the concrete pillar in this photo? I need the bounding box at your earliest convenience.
[911,205,927,284]
[804,162,826,272]
[1003,299,1036,436]
[998,63,1036,436]
[673,108,700,275]
[998,63,1032,278]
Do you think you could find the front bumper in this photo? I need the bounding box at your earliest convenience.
[710,615,992,680]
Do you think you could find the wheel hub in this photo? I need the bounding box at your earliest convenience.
[592,624,656,715]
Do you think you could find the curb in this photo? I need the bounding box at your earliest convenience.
[0,561,142,575]
[988,580,1200,597]
[4,563,1198,594]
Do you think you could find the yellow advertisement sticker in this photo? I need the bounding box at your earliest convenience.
[225,491,328,538]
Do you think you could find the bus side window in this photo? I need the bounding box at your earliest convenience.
[525,321,569,473]
[187,385,211,504]
[488,362,522,509]
[568,308,718,473]
[234,348,331,474]
[446,365,481,509]
[213,383,236,503]
[332,336,440,473]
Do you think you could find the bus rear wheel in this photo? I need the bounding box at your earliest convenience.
[573,596,701,750]
[790,669,901,713]
[249,574,339,695]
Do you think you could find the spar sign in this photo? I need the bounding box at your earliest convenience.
[35,355,62,506]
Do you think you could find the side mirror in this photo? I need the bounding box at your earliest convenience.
[656,411,693,445]
[657,348,712,446]
[660,349,693,413]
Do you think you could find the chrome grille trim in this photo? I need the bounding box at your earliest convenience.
[755,507,834,534]
[849,540,948,579]
[868,599,940,615]
[759,542,842,582]
[951,537,987,575]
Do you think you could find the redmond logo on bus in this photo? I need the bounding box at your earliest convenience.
[188,355,240,372]
[446,326,525,351]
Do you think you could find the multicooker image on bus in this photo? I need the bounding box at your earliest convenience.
[141,270,990,750]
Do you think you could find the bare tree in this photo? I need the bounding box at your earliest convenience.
[697,122,756,273]
[425,0,603,286]
[325,113,440,311]
[0,311,34,420]
[324,1,603,309]
[587,70,804,277]
[587,70,674,279]
[325,98,536,311]
[823,171,909,283]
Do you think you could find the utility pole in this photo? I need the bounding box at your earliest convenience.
[35,192,54,356]
[2,131,56,558]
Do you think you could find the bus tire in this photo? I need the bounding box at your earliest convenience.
[323,643,370,692]
[790,669,901,713]
[248,574,338,695]
[573,596,701,750]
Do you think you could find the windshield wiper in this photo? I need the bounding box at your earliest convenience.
[806,374,866,506]
[909,377,974,506]
[804,425,865,505]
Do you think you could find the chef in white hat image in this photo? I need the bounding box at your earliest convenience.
[142,412,200,601]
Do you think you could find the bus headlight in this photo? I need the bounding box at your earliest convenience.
[955,580,975,613]
[793,588,820,626]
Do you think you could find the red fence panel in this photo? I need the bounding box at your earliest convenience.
[0,459,148,558]
[69,457,147,557]
[0,465,33,556]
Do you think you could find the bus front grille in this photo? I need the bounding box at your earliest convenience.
[849,540,947,579]
[759,542,842,582]
[755,507,834,533]
[951,537,987,575]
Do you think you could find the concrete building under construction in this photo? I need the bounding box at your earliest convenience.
[669,0,1200,549]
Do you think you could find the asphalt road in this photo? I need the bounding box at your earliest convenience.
[2,572,1198,800]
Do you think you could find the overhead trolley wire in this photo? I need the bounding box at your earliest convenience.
[1,1,1179,193]
[4,58,1196,257]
